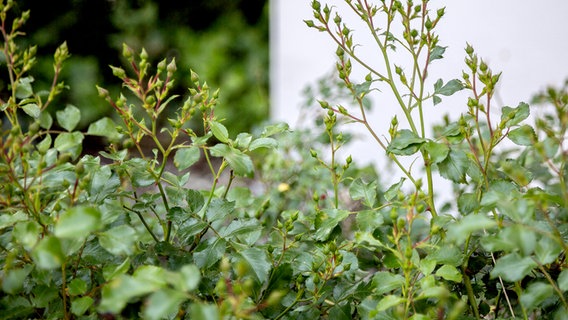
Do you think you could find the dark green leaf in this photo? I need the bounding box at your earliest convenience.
[349,178,377,208]
[491,252,537,282]
[508,125,537,146]
[194,238,226,269]
[387,129,426,156]
[314,209,350,241]
[535,236,562,265]
[437,149,468,183]
[240,247,272,283]
[328,304,352,320]
[187,189,205,213]
[174,146,200,170]
[56,104,81,131]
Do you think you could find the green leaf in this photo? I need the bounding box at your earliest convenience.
[314,209,350,241]
[103,258,131,281]
[87,117,120,140]
[535,236,562,265]
[98,225,137,256]
[423,141,449,164]
[186,189,205,213]
[143,288,186,320]
[355,210,384,232]
[377,295,405,312]
[209,120,229,143]
[21,103,40,118]
[437,149,468,183]
[32,236,65,269]
[384,178,405,201]
[519,282,554,311]
[500,102,530,128]
[2,266,32,294]
[372,272,405,295]
[234,132,253,149]
[558,270,568,292]
[12,220,41,250]
[55,206,102,240]
[457,193,479,215]
[39,111,53,129]
[174,146,200,170]
[500,159,533,186]
[387,129,426,156]
[429,46,447,62]
[56,104,81,131]
[190,303,219,320]
[37,134,52,154]
[491,252,537,282]
[16,76,34,99]
[194,238,226,269]
[54,131,84,159]
[178,264,201,292]
[349,178,377,208]
[99,273,163,314]
[71,296,93,316]
[240,247,272,284]
[209,144,254,177]
[508,124,537,146]
[67,278,88,296]
[447,214,497,245]
[435,265,462,282]
[328,304,352,320]
[249,137,278,151]
[434,79,464,96]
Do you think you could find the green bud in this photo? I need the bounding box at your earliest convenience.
[465,43,474,55]
[140,48,148,61]
[110,66,126,79]
[304,19,315,28]
[334,13,341,24]
[28,121,40,135]
[425,18,433,30]
[167,58,177,74]
[479,60,488,72]
[310,149,318,158]
[336,46,344,58]
[96,85,109,99]
[122,44,133,59]
[437,7,445,17]
[365,73,372,82]
[312,0,321,11]
[157,58,167,72]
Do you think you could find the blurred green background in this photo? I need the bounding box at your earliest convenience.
[5,0,269,138]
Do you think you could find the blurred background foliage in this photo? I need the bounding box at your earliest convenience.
[4,0,269,139]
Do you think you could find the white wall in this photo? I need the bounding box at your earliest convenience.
[271,0,568,200]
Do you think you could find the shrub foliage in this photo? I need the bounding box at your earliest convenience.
[1,1,568,319]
